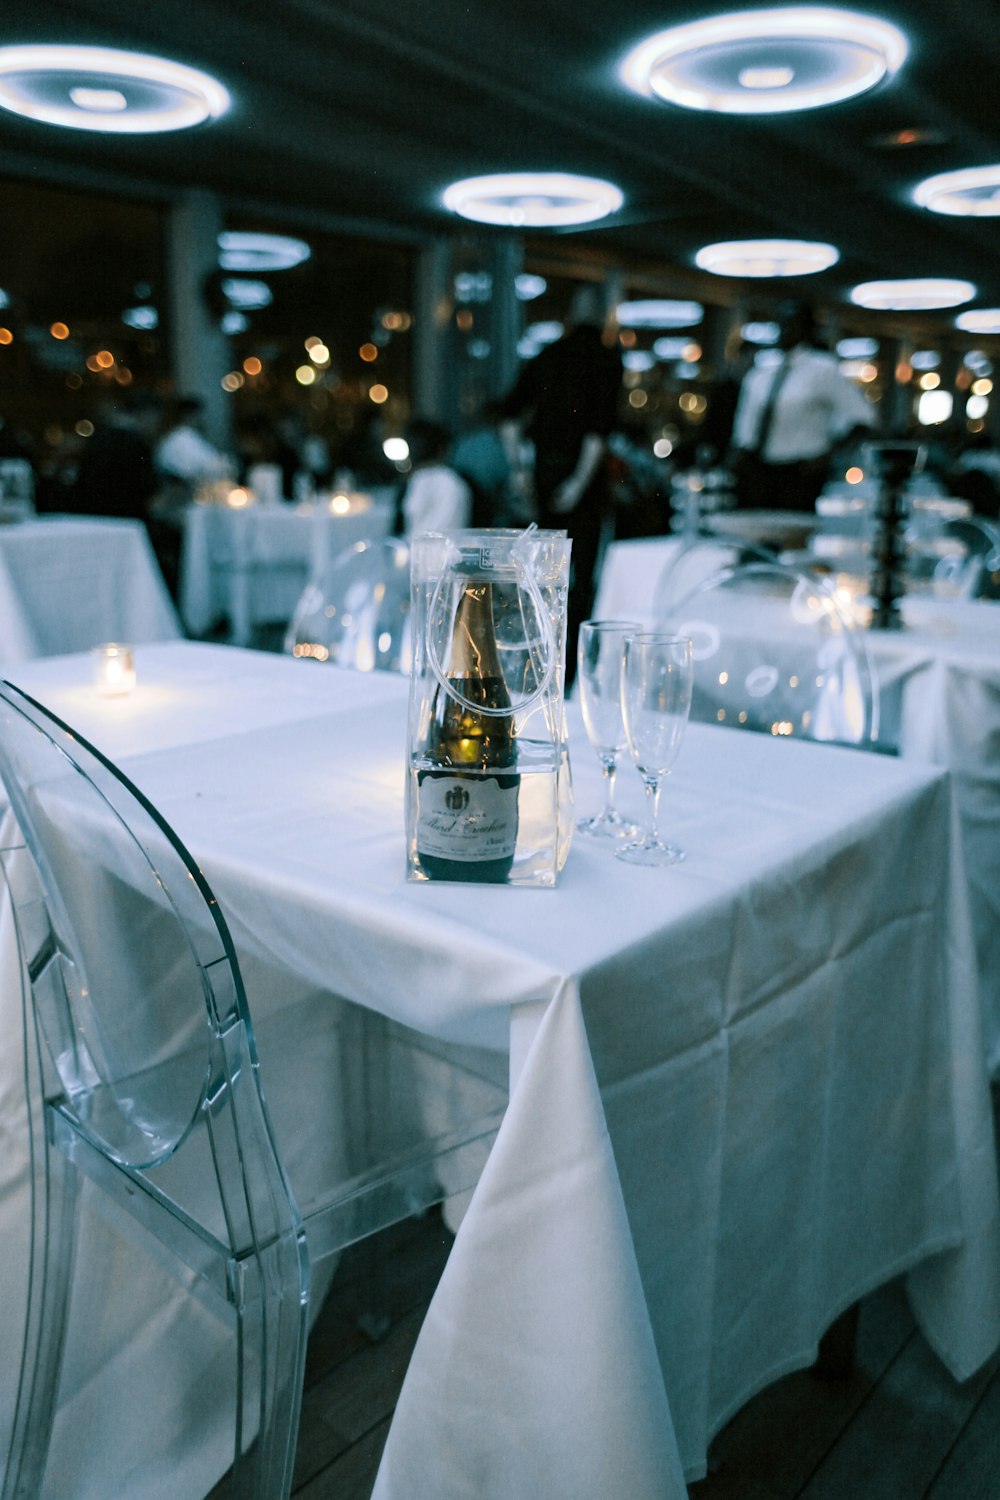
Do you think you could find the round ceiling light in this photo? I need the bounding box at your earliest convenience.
[850,278,976,311]
[620,7,907,115]
[616,299,704,328]
[442,173,624,228]
[222,279,272,311]
[0,44,229,133]
[955,309,1000,335]
[218,233,311,271]
[743,320,781,344]
[913,165,1000,218]
[695,238,839,276]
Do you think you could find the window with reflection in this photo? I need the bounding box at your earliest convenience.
[0,175,167,506]
[216,215,414,488]
[0,179,418,505]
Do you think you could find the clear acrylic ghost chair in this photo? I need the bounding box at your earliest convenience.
[650,536,743,624]
[284,535,412,672]
[0,681,504,1498]
[905,513,1000,600]
[657,555,882,749]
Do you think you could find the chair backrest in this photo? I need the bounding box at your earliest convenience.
[0,680,293,1182]
[657,555,881,748]
[906,513,1000,599]
[0,680,307,1497]
[284,534,412,671]
[650,536,742,623]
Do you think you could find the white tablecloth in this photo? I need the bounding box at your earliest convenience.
[596,537,1000,1073]
[3,643,999,1498]
[180,496,394,644]
[0,516,181,663]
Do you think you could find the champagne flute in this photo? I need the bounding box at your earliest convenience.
[617,633,693,867]
[576,620,640,840]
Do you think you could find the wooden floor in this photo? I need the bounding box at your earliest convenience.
[208,1094,1000,1500]
[236,1211,1000,1500]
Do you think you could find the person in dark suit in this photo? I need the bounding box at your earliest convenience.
[69,390,163,522]
[498,284,623,682]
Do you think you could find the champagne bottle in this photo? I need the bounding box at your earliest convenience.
[416,575,519,883]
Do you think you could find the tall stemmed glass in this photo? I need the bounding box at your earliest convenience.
[576,620,640,840]
[617,633,693,867]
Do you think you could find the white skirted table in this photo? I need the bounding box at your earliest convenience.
[2,642,999,1498]
[179,492,394,644]
[594,536,1000,1074]
[0,515,181,662]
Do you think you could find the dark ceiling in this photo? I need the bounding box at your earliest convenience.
[1,0,999,332]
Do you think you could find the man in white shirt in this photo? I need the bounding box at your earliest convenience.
[730,304,875,511]
[155,396,231,489]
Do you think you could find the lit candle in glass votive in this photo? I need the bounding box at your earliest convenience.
[92,643,136,697]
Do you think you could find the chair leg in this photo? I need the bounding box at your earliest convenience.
[2,1117,79,1500]
[226,1234,309,1500]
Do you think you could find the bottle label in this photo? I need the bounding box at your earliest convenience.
[417,773,518,862]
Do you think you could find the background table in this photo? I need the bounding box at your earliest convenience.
[3,643,999,1498]
[596,536,1000,1073]
[180,493,394,644]
[0,515,181,663]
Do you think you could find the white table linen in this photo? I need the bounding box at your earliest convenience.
[0,516,180,663]
[180,496,393,643]
[596,538,1000,1073]
[2,642,999,1498]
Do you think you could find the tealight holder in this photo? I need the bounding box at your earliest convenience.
[92,643,136,697]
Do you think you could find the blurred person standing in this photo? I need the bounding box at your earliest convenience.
[155,395,231,492]
[729,302,874,511]
[498,284,623,680]
[70,390,163,522]
[334,408,399,490]
[152,395,234,598]
[451,401,514,527]
[398,418,472,536]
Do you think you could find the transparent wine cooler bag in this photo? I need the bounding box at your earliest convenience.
[405,528,574,887]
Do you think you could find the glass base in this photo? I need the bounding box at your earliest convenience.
[616,838,685,867]
[577,807,640,840]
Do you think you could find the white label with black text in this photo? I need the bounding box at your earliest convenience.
[417,773,518,861]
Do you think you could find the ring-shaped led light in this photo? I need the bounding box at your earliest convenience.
[956,309,1000,335]
[222,279,272,311]
[0,44,229,133]
[913,165,1000,218]
[850,278,975,311]
[836,336,879,358]
[218,233,311,271]
[616,299,704,328]
[442,173,623,228]
[695,238,839,277]
[620,7,907,115]
[653,336,696,360]
[515,273,548,300]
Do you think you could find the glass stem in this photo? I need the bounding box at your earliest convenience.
[600,753,618,817]
[643,775,662,845]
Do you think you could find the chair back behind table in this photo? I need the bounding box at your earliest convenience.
[654,544,882,749]
[284,534,413,672]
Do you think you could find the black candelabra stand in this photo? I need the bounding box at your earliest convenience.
[865,442,925,631]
